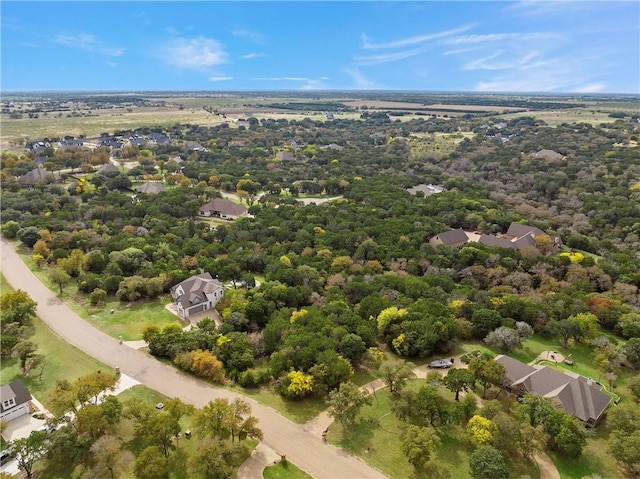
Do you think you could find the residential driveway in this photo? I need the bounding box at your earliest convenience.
[0,236,387,479]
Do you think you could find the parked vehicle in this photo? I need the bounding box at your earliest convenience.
[0,443,14,465]
[427,358,454,369]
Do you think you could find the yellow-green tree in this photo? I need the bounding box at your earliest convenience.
[467,415,497,446]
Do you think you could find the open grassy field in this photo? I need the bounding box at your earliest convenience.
[498,108,624,126]
[0,107,227,147]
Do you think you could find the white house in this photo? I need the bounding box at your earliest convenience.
[0,380,33,422]
[170,273,225,319]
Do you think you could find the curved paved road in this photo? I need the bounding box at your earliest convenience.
[0,237,387,479]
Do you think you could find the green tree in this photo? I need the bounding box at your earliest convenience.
[193,398,233,441]
[16,226,40,248]
[12,430,49,479]
[49,267,71,294]
[376,306,408,335]
[134,446,169,479]
[469,446,509,479]
[469,358,506,399]
[1,220,20,238]
[401,425,441,472]
[12,340,37,376]
[567,312,598,343]
[1,290,37,325]
[483,327,522,354]
[90,288,107,305]
[379,360,414,394]
[622,338,640,368]
[90,434,134,479]
[444,368,476,401]
[328,381,371,430]
[188,439,241,479]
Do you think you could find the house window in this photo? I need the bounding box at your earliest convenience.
[3,398,16,409]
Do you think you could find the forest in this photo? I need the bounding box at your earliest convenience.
[1,95,640,478]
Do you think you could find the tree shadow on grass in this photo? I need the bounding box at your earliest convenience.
[332,416,376,454]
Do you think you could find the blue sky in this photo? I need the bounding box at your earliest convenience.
[2,1,639,93]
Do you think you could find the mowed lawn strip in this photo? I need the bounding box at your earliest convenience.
[263,461,313,479]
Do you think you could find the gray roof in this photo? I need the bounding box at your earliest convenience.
[96,163,120,175]
[0,380,32,412]
[495,355,611,423]
[276,151,295,162]
[135,183,166,194]
[433,228,468,245]
[506,223,545,239]
[533,149,563,159]
[478,234,517,249]
[170,273,224,310]
[18,167,59,186]
[200,198,247,217]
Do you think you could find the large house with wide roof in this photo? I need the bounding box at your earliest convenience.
[495,355,611,426]
[430,223,562,253]
[170,273,225,319]
[199,198,247,220]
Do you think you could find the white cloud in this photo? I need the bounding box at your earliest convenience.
[464,50,556,71]
[232,28,265,43]
[503,1,598,18]
[209,76,233,82]
[362,25,472,49]
[54,32,123,56]
[241,52,266,59]
[105,61,118,68]
[354,45,431,66]
[300,78,330,90]
[574,83,607,93]
[345,68,379,89]
[164,37,227,70]
[253,77,310,81]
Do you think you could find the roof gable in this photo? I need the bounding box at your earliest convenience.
[495,355,611,422]
[0,380,32,412]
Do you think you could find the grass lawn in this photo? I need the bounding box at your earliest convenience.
[9,241,183,340]
[0,270,109,410]
[236,385,328,424]
[263,461,313,479]
[328,379,538,479]
[550,421,624,479]
[85,297,181,341]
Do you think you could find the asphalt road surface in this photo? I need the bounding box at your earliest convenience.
[1,236,387,479]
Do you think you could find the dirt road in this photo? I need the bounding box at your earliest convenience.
[0,236,386,479]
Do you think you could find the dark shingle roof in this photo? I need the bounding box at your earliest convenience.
[478,234,517,249]
[135,183,166,194]
[506,223,545,239]
[495,355,611,423]
[434,229,468,245]
[200,198,247,217]
[0,380,32,412]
